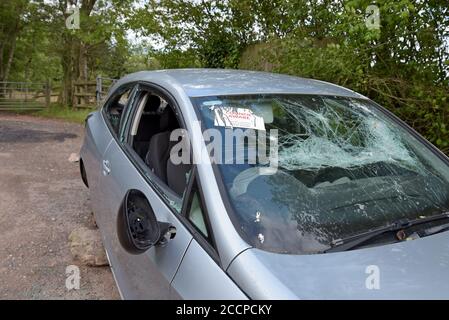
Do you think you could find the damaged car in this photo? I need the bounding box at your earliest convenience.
[80,69,449,299]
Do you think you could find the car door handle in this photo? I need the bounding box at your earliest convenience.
[102,160,111,176]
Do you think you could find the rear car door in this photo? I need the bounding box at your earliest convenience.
[99,84,193,299]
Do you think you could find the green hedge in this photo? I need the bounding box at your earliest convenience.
[240,39,449,155]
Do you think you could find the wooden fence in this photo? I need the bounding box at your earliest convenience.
[73,80,96,108]
[74,76,117,108]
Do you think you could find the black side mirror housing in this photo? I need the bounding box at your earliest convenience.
[117,190,176,254]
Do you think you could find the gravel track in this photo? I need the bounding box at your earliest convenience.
[0,114,119,299]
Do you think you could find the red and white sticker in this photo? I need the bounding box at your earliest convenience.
[213,107,265,130]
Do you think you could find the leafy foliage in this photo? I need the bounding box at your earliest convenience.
[2,0,448,153]
[238,0,449,154]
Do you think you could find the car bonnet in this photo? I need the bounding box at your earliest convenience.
[227,230,449,299]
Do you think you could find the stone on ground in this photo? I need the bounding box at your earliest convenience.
[68,227,108,267]
[68,153,80,163]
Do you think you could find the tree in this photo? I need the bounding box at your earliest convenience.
[0,0,29,83]
[38,0,135,106]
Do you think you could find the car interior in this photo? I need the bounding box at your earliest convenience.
[129,92,192,197]
[106,88,131,134]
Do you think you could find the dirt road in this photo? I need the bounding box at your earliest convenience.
[0,114,119,299]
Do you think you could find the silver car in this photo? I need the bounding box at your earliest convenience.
[80,69,449,299]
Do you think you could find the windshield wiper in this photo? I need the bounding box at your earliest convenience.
[324,212,449,253]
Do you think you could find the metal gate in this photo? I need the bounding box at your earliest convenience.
[0,81,50,111]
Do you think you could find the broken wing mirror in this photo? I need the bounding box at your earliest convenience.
[117,190,176,254]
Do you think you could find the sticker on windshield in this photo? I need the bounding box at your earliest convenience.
[213,107,265,130]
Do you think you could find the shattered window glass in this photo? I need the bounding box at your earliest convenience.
[194,94,449,254]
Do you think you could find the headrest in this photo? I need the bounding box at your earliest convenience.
[144,95,161,112]
[159,105,177,131]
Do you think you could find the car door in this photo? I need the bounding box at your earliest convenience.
[99,84,193,299]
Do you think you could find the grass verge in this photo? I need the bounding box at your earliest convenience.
[31,105,94,124]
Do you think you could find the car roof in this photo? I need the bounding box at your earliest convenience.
[112,69,367,99]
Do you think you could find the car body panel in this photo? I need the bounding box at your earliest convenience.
[227,230,449,299]
[107,69,367,99]
[80,111,112,200]
[172,239,248,299]
[80,111,113,242]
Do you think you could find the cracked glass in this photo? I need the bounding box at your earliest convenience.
[194,94,449,254]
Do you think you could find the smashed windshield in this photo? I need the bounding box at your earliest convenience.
[193,94,449,254]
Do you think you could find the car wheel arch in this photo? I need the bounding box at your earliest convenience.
[80,158,89,188]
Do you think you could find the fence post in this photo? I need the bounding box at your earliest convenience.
[96,75,102,108]
[20,83,24,107]
[25,82,29,102]
[45,79,51,108]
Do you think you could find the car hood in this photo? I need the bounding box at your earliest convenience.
[227,231,449,299]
